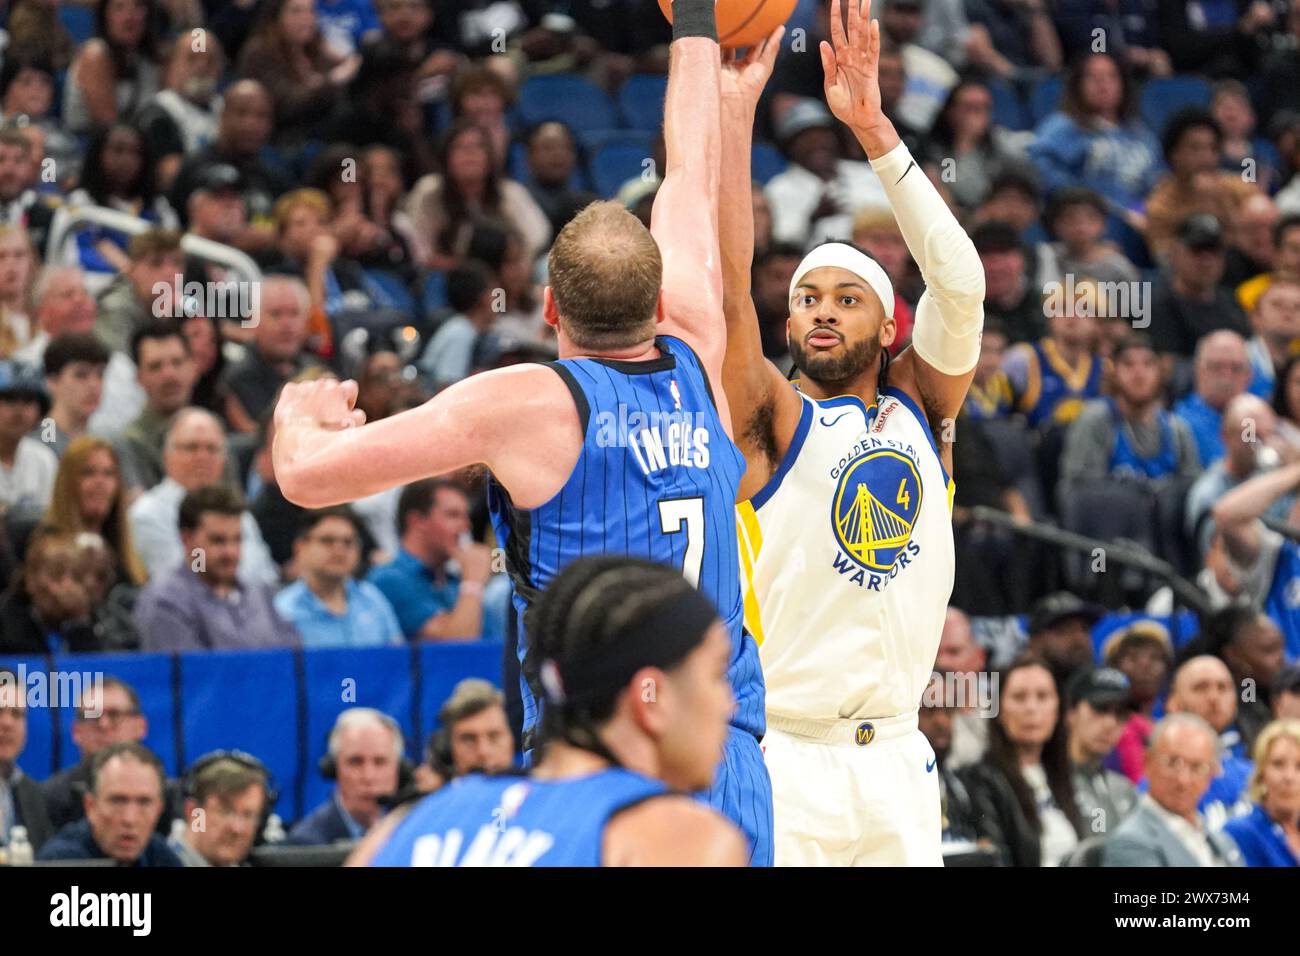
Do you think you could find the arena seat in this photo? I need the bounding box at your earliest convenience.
[362,268,417,318]
[517,74,618,136]
[58,5,96,45]
[1140,75,1212,137]
[618,73,668,133]
[987,78,1030,132]
[591,138,656,198]
[1029,75,1064,127]
[1064,835,1110,867]
[751,142,788,184]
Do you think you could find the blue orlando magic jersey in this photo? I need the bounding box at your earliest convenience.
[487,336,764,740]
[368,769,667,866]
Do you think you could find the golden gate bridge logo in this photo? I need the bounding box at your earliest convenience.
[832,449,923,571]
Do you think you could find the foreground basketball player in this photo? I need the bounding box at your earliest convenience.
[352,557,747,866]
[272,0,774,863]
[720,0,984,864]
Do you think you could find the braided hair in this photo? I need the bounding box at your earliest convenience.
[529,557,706,767]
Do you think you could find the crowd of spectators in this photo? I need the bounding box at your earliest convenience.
[1,0,1300,865]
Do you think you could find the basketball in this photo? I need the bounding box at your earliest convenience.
[657,0,799,49]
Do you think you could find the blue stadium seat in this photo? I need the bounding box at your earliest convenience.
[591,139,656,198]
[517,74,618,136]
[508,140,530,182]
[1029,75,1064,126]
[751,142,787,184]
[1140,75,1212,136]
[618,73,668,133]
[58,5,96,45]
[987,78,1029,132]
[363,269,417,317]
[421,269,448,315]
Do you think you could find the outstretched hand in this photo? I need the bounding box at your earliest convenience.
[820,0,886,136]
[721,25,785,114]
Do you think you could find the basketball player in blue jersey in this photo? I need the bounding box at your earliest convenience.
[351,557,747,867]
[271,0,774,864]
[718,0,984,864]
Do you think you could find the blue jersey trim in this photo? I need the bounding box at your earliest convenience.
[750,397,814,511]
[881,385,951,486]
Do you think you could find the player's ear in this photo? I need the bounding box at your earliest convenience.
[630,666,672,735]
[542,287,560,328]
[879,312,896,349]
[654,289,666,326]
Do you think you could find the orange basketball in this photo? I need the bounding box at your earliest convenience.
[657,0,799,50]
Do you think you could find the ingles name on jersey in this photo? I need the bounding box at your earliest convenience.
[829,437,923,590]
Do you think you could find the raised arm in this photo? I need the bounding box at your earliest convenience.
[823,0,985,425]
[718,32,807,499]
[649,1,725,384]
[1212,459,1300,569]
[272,367,582,511]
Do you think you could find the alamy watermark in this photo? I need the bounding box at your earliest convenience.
[1042,273,1151,329]
[152,276,261,327]
[0,665,104,713]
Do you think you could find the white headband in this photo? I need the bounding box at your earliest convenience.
[788,243,895,319]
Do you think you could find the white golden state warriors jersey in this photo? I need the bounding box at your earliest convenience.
[737,386,955,723]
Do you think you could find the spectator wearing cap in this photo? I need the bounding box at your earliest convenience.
[1184,394,1294,559]
[0,665,54,854]
[134,484,299,651]
[1148,214,1250,361]
[1102,620,1175,783]
[185,164,251,253]
[116,322,198,492]
[1277,666,1300,719]
[1202,606,1288,754]
[972,220,1043,344]
[38,333,109,458]
[764,98,887,249]
[0,365,56,512]
[416,261,496,390]
[1245,277,1300,402]
[1027,53,1161,215]
[960,656,1085,866]
[1045,187,1140,287]
[38,742,182,867]
[918,670,983,849]
[14,266,145,438]
[1163,655,1254,826]
[170,752,271,866]
[523,122,598,241]
[128,408,280,586]
[274,507,402,649]
[135,33,226,194]
[1025,592,1103,688]
[1100,713,1244,866]
[169,80,295,254]
[1237,214,1300,316]
[1066,667,1139,835]
[1144,109,1261,264]
[222,275,325,434]
[1222,717,1300,866]
[1173,332,1255,467]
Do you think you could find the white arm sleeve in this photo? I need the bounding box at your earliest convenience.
[869,142,986,376]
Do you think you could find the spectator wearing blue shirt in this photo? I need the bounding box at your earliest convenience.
[316,0,381,56]
[1027,52,1161,218]
[37,743,182,867]
[275,506,403,649]
[1223,718,1300,865]
[367,478,502,640]
[1172,330,1252,467]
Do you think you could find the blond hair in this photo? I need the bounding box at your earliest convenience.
[1247,717,1300,804]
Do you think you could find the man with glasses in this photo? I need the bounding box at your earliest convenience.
[1066,667,1138,837]
[170,752,271,866]
[134,485,298,651]
[128,407,279,586]
[38,742,182,866]
[274,507,403,648]
[41,678,149,832]
[1102,713,1244,866]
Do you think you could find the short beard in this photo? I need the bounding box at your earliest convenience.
[787,330,882,388]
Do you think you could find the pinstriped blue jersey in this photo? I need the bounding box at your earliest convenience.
[368,769,666,866]
[487,336,765,740]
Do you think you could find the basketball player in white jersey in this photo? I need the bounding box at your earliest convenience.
[719,0,985,864]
